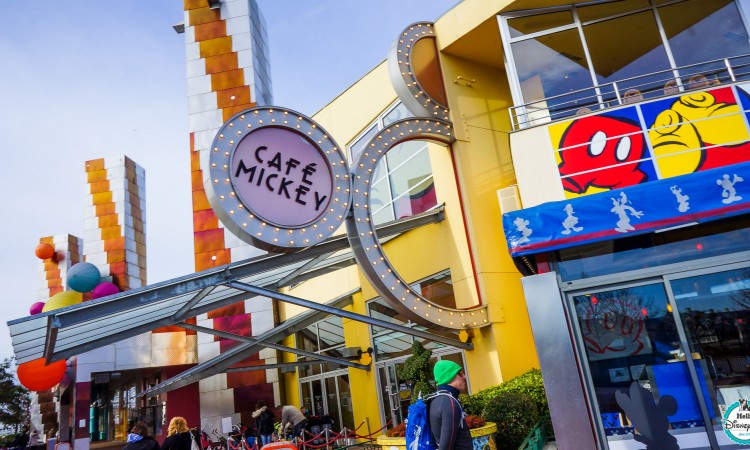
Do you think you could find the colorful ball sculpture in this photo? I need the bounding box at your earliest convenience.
[42,291,83,312]
[17,358,66,391]
[91,282,120,299]
[34,243,55,260]
[29,302,45,315]
[67,262,101,293]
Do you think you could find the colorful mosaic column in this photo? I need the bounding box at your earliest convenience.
[83,156,146,291]
[36,235,82,301]
[182,0,279,432]
[32,235,82,440]
[74,156,150,450]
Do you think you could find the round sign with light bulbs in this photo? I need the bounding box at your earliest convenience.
[206,107,489,330]
[205,107,351,253]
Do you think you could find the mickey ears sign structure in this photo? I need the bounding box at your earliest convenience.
[205,22,488,330]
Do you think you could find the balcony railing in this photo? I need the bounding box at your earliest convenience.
[508,54,750,131]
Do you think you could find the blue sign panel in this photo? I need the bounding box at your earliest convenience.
[503,162,750,256]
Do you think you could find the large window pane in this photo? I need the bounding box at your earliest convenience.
[661,0,750,82]
[583,11,671,101]
[511,28,596,117]
[383,103,412,127]
[577,0,650,23]
[573,285,712,448]
[508,10,573,38]
[672,267,750,425]
[348,125,378,164]
[337,375,355,431]
[318,316,345,350]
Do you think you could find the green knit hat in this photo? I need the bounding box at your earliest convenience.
[433,360,462,385]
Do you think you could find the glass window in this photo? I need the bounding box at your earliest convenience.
[368,271,456,358]
[502,0,750,125]
[383,103,412,127]
[672,267,750,427]
[572,284,713,448]
[510,28,596,117]
[349,125,378,165]
[508,10,574,38]
[661,0,750,80]
[555,216,750,281]
[296,314,348,377]
[584,10,672,101]
[347,103,438,225]
[577,0,650,22]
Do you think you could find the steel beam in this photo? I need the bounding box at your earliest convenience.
[224,281,472,350]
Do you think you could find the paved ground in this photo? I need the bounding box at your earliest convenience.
[543,442,557,449]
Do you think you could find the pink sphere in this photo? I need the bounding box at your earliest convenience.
[29,302,45,315]
[91,282,120,299]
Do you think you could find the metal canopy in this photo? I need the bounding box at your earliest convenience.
[8,207,446,365]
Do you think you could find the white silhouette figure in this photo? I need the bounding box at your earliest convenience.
[408,425,421,450]
[561,204,584,235]
[717,174,744,204]
[611,192,643,233]
[670,185,690,212]
[513,217,533,244]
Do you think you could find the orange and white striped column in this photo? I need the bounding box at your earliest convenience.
[182,0,279,432]
[83,156,146,291]
[36,234,82,301]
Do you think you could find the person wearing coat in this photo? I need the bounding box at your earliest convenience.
[428,361,472,450]
[161,417,196,450]
[252,400,275,446]
[123,422,159,450]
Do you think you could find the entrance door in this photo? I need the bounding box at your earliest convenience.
[378,363,410,427]
[570,282,716,449]
[301,379,325,419]
[670,265,750,449]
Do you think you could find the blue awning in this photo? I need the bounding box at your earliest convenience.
[503,162,750,256]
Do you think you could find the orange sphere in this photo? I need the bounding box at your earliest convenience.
[17,358,66,391]
[35,243,55,260]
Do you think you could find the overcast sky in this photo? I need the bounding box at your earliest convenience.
[0,1,459,360]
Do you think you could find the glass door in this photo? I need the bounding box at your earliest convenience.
[670,265,750,449]
[377,363,410,428]
[570,282,715,449]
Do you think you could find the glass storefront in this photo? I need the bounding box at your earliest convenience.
[296,314,355,432]
[89,371,163,442]
[558,217,750,448]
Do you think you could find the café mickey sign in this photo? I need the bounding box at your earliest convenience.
[205,23,488,330]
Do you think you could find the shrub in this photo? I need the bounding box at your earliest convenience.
[396,342,435,402]
[460,368,548,417]
[482,392,539,450]
[497,368,547,416]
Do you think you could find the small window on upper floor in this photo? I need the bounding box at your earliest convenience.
[347,101,438,225]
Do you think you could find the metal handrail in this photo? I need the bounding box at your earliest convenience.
[509,53,750,130]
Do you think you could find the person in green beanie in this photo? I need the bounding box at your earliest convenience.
[429,360,471,450]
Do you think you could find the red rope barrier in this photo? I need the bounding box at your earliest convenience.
[346,420,392,439]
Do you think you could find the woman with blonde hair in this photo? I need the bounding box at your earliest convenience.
[160,417,195,450]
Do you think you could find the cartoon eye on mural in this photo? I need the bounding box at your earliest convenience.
[643,87,750,177]
[555,112,655,195]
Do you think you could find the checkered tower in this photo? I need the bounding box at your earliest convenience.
[83,156,146,290]
[182,0,279,433]
[73,156,199,450]
[31,235,83,440]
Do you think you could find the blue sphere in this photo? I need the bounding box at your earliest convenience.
[67,262,102,293]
